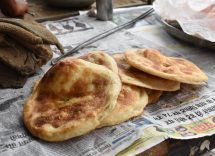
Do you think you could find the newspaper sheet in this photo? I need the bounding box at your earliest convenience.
[118,23,215,155]
[1,6,215,156]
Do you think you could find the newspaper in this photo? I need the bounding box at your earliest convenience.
[117,24,215,155]
[153,0,215,42]
[0,6,215,156]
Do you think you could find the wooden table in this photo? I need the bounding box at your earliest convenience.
[26,0,149,22]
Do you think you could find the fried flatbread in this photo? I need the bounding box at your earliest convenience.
[99,84,148,127]
[145,89,163,105]
[23,59,121,142]
[125,49,208,84]
[79,51,118,74]
[113,53,180,91]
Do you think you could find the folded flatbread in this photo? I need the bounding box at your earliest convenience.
[99,84,148,127]
[113,53,180,91]
[23,58,121,141]
[125,49,208,84]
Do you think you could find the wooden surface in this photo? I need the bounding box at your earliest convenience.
[0,0,149,21]
[139,135,215,156]
[28,0,79,22]
[27,0,148,21]
[139,141,169,156]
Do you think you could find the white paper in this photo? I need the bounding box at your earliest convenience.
[153,0,215,42]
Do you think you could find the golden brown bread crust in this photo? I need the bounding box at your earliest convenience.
[113,53,180,91]
[23,58,121,141]
[79,51,118,74]
[99,84,148,127]
[145,89,163,105]
[125,48,208,84]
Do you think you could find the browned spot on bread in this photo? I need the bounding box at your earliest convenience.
[117,85,136,107]
[34,94,106,128]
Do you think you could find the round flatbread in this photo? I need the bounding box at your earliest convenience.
[113,53,180,91]
[23,58,121,142]
[99,84,148,127]
[79,51,118,74]
[145,89,163,105]
[125,48,208,84]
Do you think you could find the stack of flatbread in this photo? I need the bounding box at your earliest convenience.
[23,48,208,141]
